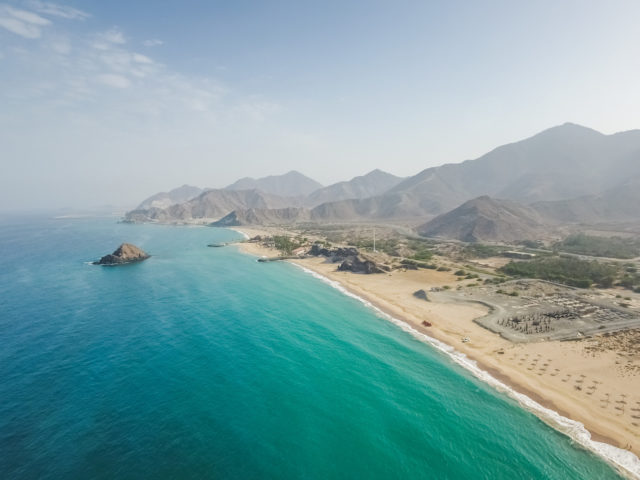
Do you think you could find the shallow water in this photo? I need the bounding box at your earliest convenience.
[0,216,624,479]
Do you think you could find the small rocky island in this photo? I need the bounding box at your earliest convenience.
[94,243,150,266]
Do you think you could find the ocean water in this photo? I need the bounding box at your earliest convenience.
[0,216,626,479]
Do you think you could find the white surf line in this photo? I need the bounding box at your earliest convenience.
[292,263,640,480]
[227,228,250,240]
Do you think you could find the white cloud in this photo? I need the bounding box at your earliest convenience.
[0,4,50,38]
[99,49,158,79]
[92,28,126,49]
[0,16,40,38]
[101,27,125,44]
[0,7,282,149]
[132,53,152,64]
[0,7,295,211]
[27,1,89,20]
[96,73,130,89]
[49,35,71,54]
[143,39,163,47]
[5,5,50,25]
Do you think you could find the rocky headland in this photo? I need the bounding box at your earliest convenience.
[309,244,389,274]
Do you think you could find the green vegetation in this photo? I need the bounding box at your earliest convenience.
[462,244,505,258]
[399,259,421,269]
[495,289,519,296]
[399,258,441,270]
[407,239,436,261]
[463,264,502,277]
[354,237,401,256]
[618,273,640,290]
[273,235,302,255]
[555,234,640,259]
[518,239,544,249]
[410,249,433,261]
[499,256,619,289]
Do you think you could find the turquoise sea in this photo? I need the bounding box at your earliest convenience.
[0,216,627,479]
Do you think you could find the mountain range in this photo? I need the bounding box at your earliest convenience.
[225,170,322,197]
[418,196,547,243]
[136,184,203,210]
[312,123,640,221]
[419,178,640,243]
[304,169,404,207]
[125,123,640,242]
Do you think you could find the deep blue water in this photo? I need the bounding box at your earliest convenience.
[0,216,623,479]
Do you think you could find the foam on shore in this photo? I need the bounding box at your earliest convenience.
[293,263,640,479]
[229,228,250,240]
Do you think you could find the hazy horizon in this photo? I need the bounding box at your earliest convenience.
[2,0,640,211]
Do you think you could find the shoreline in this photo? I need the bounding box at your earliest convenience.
[232,229,640,479]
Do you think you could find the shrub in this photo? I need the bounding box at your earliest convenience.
[554,234,640,259]
[411,249,433,261]
[499,256,617,289]
[462,244,505,258]
[273,235,299,255]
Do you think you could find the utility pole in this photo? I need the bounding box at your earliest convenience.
[373,227,376,253]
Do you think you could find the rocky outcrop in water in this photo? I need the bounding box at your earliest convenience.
[94,243,150,265]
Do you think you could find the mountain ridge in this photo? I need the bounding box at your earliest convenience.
[305,169,404,207]
[125,188,297,223]
[124,123,640,227]
[136,184,203,210]
[225,170,322,197]
[417,196,547,243]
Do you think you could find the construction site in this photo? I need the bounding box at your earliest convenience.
[449,279,640,342]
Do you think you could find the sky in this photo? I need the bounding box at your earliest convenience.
[1,0,640,211]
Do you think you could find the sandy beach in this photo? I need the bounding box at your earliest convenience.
[234,228,640,476]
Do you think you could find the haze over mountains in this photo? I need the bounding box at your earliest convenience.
[136,185,204,210]
[418,196,547,243]
[125,123,640,242]
[126,189,297,223]
[418,178,640,243]
[225,170,322,197]
[304,169,404,207]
